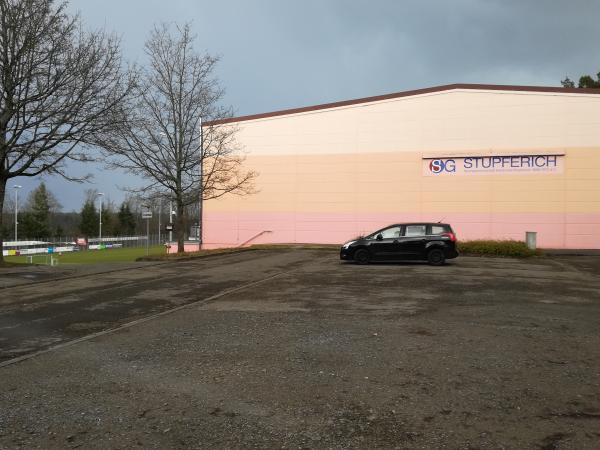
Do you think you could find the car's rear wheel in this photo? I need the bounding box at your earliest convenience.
[354,248,370,265]
[427,248,445,266]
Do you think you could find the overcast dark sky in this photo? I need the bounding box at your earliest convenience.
[12,0,600,211]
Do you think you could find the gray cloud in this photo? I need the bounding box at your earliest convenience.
[17,0,599,209]
[71,0,600,113]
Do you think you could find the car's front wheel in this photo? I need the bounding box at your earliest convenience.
[354,248,370,265]
[427,248,446,266]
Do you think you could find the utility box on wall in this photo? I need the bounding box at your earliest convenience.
[526,232,537,250]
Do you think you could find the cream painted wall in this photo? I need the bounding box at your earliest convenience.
[208,149,600,214]
[233,89,600,155]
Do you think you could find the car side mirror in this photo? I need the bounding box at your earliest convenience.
[376,234,383,241]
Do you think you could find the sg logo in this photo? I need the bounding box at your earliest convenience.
[429,159,456,174]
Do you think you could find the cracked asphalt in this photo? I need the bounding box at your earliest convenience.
[0,249,599,449]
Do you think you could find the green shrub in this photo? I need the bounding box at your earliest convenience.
[458,240,538,257]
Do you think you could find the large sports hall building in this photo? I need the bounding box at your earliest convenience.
[201,84,600,249]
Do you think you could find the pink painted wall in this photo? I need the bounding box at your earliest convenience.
[202,211,600,250]
[201,88,600,250]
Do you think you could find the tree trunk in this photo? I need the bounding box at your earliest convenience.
[0,176,6,263]
[176,197,185,253]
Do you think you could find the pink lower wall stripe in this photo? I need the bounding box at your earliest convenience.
[201,211,600,249]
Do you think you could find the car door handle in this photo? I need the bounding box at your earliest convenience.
[393,239,399,244]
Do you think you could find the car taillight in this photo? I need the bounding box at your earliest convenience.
[443,232,457,242]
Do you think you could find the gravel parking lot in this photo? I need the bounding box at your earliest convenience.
[1,249,599,449]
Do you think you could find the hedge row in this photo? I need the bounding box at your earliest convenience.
[457,240,538,257]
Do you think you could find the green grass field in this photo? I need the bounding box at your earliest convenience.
[5,245,166,265]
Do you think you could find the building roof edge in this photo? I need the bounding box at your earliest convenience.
[207,83,600,126]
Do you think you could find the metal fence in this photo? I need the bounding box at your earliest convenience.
[87,235,166,248]
[2,234,171,257]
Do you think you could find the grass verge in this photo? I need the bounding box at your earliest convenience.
[136,246,256,262]
[136,243,339,262]
[4,245,165,265]
[0,261,30,268]
[458,240,538,257]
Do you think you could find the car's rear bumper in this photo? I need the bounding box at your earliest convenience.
[446,248,459,259]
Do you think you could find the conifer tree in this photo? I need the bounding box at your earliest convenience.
[117,202,136,235]
[20,182,60,238]
[79,201,99,237]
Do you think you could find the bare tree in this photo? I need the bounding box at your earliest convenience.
[0,0,135,262]
[98,23,257,253]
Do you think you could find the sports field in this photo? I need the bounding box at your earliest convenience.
[4,245,165,265]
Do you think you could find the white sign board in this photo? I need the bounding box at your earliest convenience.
[422,154,564,176]
[141,210,153,219]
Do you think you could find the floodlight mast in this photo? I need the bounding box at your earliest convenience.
[13,185,22,242]
[169,200,173,243]
[97,193,104,244]
[199,117,203,250]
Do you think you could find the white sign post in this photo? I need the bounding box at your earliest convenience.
[142,210,152,255]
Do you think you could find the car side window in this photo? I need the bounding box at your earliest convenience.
[430,225,446,235]
[404,225,426,237]
[379,226,402,239]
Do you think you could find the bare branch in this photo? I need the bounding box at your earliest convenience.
[96,22,257,252]
[0,0,136,261]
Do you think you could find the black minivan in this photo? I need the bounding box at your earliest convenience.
[340,223,458,266]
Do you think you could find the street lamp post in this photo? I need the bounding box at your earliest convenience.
[158,131,171,245]
[158,198,162,244]
[97,192,104,244]
[13,185,22,242]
